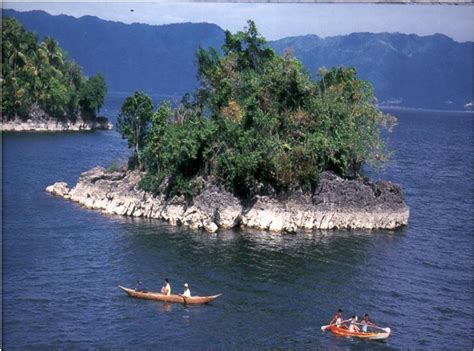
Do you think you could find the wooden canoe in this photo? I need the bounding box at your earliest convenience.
[327,325,391,340]
[118,286,222,305]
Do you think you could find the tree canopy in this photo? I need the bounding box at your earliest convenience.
[116,91,154,169]
[118,20,396,198]
[1,17,107,120]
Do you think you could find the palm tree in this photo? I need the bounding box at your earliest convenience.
[40,37,64,69]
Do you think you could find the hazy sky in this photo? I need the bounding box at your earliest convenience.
[5,2,474,42]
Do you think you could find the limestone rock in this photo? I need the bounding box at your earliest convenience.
[1,116,113,132]
[46,167,409,233]
[193,183,242,229]
[46,182,70,198]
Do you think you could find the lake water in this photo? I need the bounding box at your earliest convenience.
[2,96,473,349]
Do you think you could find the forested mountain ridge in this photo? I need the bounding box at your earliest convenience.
[3,9,225,96]
[271,33,472,110]
[4,9,472,110]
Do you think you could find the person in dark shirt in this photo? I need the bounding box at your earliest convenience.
[134,280,148,293]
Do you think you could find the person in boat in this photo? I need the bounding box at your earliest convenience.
[180,283,191,298]
[329,309,344,327]
[134,280,147,293]
[348,315,360,332]
[161,278,171,296]
[360,313,378,333]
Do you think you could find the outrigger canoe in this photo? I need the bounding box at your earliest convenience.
[118,286,222,305]
[325,325,391,340]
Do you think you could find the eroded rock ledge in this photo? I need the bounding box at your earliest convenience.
[1,117,112,132]
[46,166,409,233]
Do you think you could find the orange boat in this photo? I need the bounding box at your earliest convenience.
[326,325,391,340]
[118,286,222,305]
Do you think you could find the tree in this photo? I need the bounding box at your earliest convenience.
[2,18,38,118]
[116,91,154,169]
[123,22,396,197]
[40,37,64,69]
[222,20,274,71]
[79,73,107,117]
[142,101,172,174]
[44,76,69,117]
[1,18,108,121]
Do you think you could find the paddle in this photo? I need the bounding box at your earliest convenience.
[321,318,352,331]
[354,322,391,333]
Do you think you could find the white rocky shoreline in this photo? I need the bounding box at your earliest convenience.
[1,117,113,132]
[46,166,409,233]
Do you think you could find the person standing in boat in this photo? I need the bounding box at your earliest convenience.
[329,309,344,327]
[161,278,171,296]
[181,283,191,297]
[360,314,378,333]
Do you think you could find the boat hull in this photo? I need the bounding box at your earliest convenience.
[327,325,390,340]
[118,286,222,305]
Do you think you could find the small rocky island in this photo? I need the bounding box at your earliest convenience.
[46,21,409,233]
[47,166,408,233]
[2,18,110,132]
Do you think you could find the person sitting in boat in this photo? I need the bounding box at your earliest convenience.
[329,309,344,327]
[180,283,191,298]
[134,280,147,293]
[360,314,377,333]
[161,278,171,296]
[348,315,360,332]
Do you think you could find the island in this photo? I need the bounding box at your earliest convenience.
[1,18,111,131]
[46,21,409,232]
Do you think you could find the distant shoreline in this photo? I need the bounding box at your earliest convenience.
[105,91,474,114]
[378,105,473,114]
[1,117,113,132]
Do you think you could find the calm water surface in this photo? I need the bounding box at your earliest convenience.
[2,96,473,349]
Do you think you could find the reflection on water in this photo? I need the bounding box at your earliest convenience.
[118,218,402,290]
[158,302,174,313]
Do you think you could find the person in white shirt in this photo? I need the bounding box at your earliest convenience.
[329,309,343,327]
[348,315,360,332]
[181,283,191,297]
[360,313,377,333]
[161,278,171,296]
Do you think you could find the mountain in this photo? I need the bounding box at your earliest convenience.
[3,9,472,110]
[2,9,225,96]
[271,33,472,110]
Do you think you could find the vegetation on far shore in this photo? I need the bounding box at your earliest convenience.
[117,21,397,198]
[2,17,107,121]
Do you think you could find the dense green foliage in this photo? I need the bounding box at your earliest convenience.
[116,91,154,168]
[1,17,107,120]
[119,21,396,198]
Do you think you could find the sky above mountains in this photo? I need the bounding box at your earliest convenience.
[5,2,474,43]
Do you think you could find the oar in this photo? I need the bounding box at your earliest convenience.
[355,322,391,333]
[321,318,352,331]
[370,326,391,333]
